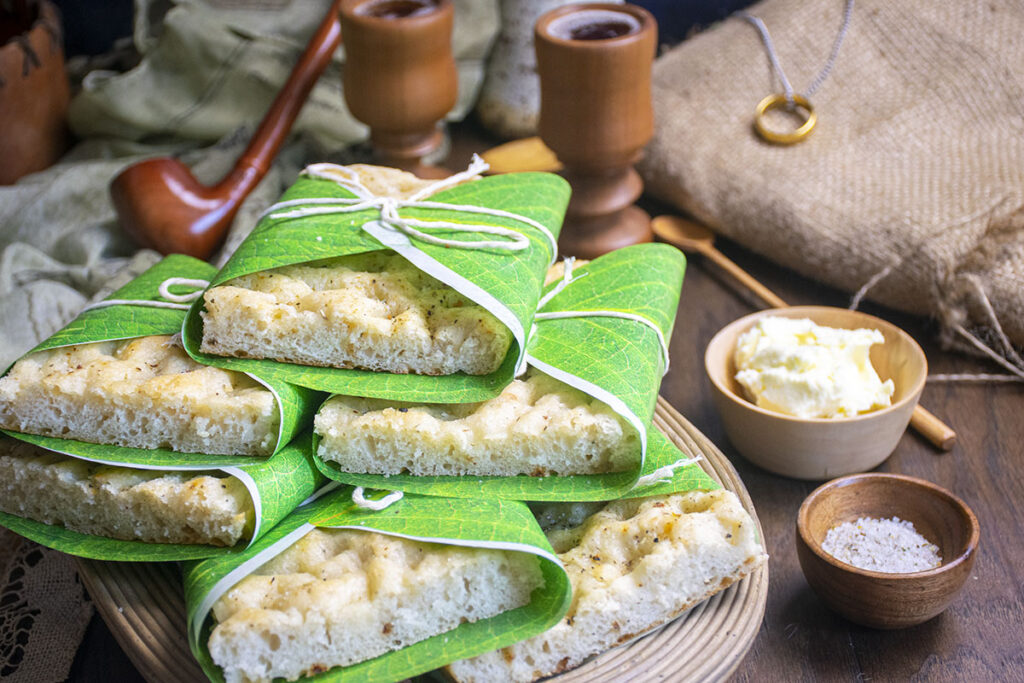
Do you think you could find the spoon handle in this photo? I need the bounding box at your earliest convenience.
[701,245,790,308]
[909,405,957,451]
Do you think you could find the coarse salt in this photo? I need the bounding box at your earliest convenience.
[821,516,941,573]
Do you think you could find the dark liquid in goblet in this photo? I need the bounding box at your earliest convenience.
[358,0,437,19]
[570,20,634,40]
[548,9,641,42]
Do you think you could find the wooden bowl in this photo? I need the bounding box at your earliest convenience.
[704,306,927,480]
[796,473,979,629]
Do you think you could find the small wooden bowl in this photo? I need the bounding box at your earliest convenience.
[796,473,979,629]
[704,306,927,479]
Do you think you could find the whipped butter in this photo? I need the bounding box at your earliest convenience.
[733,316,895,419]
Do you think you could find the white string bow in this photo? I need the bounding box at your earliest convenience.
[257,155,559,266]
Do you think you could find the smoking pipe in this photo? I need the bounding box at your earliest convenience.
[110,0,343,260]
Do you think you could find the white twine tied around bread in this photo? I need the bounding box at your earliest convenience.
[256,155,559,266]
[79,277,210,313]
[531,257,672,375]
[351,486,403,511]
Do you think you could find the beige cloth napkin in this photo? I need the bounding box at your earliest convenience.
[70,0,498,148]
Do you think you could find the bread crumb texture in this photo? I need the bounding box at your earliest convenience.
[340,164,437,199]
[201,250,513,376]
[448,489,767,682]
[0,437,252,546]
[315,369,636,477]
[0,336,277,456]
[209,527,543,683]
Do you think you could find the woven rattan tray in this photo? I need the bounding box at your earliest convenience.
[76,398,769,682]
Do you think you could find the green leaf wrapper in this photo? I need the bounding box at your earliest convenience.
[0,433,323,561]
[316,244,707,501]
[0,255,325,559]
[1,254,320,467]
[184,485,571,682]
[183,171,571,402]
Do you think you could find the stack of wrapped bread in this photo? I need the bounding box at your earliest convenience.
[0,335,276,547]
[0,164,766,683]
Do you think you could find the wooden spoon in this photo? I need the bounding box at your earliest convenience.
[653,216,788,309]
[652,214,956,451]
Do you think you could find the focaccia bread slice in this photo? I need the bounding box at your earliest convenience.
[208,526,544,683]
[314,369,637,477]
[199,165,513,377]
[0,437,252,546]
[0,335,278,456]
[447,489,767,682]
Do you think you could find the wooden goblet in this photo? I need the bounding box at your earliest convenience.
[535,3,656,258]
[339,0,457,178]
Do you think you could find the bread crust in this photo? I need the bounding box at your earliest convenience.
[447,490,767,682]
[199,165,512,376]
[0,437,252,546]
[0,336,278,456]
[208,527,543,683]
[315,370,636,477]
[201,252,512,376]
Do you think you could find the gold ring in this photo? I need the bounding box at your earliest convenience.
[753,93,816,145]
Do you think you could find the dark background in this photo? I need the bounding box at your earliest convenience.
[50,0,754,57]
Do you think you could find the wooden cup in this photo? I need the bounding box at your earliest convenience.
[340,0,457,178]
[534,3,656,258]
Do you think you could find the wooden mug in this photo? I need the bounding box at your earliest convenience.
[340,0,457,178]
[535,3,656,258]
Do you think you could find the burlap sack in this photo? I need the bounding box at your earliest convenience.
[641,0,1024,365]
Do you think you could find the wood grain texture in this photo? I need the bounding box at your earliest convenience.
[0,1,69,185]
[340,0,456,177]
[75,402,768,683]
[535,4,657,257]
[704,306,926,480]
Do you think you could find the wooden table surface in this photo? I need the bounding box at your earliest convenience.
[660,230,1024,682]
[69,131,1024,682]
